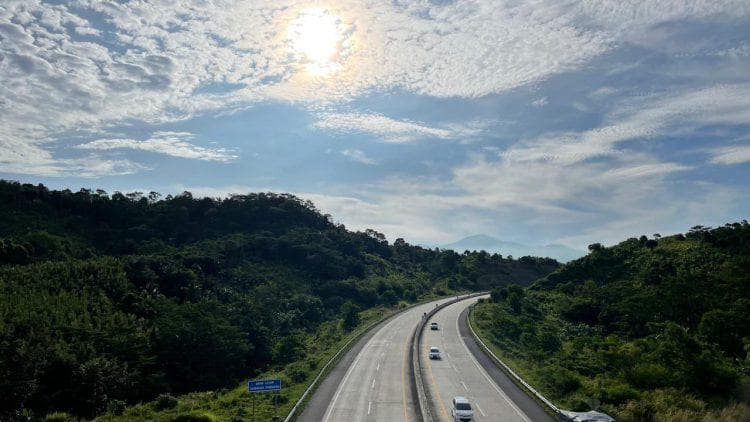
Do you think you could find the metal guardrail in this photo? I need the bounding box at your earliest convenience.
[466,303,562,417]
[411,292,488,422]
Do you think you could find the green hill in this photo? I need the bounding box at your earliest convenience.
[0,180,558,420]
[472,222,750,421]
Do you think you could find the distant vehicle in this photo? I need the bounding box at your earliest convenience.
[430,322,439,330]
[451,396,474,422]
[429,346,441,360]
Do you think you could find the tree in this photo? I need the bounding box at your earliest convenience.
[588,243,604,253]
[341,301,360,331]
[506,284,525,314]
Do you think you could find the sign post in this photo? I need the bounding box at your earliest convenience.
[248,379,282,421]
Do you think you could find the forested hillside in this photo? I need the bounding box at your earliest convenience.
[0,180,558,420]
[472,222,750,421]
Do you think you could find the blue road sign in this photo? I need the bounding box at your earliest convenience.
[248,379,282,392]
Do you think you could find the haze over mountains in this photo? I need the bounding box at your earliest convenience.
[443,234,585,263]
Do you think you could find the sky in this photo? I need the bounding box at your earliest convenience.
[1,0,749,250]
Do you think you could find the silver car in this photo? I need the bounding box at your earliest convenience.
[429,346,441,360]
[452,396,474,422]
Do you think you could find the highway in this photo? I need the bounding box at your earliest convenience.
[421,296,554,422]
[300,299,443,422]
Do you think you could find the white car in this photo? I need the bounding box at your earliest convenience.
[451,396,474,422]
[429,346,441,360]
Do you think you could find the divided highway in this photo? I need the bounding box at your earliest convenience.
[299,299,443,422]
[421,296,554,422]
[298,295,553,422]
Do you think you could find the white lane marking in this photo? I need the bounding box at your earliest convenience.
[461,381,469,391]
[323,344,366,422]
[368,401,372,415]
[455,305,532,422]
[476,401,487,417]
[376,362,380,371]
[451,363,459,373]
[323,311,404,422]
[371,378,376,389]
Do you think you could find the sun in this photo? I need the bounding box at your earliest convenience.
[289,8,343,75]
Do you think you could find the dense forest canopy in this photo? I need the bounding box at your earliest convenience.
[0,180,558,420]
[473,222,750,421]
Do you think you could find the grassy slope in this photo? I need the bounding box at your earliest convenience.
[95,297,446,422]
[470,224,750,421]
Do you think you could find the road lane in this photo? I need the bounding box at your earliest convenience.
[321,299,443,422]
[423,296,553,422]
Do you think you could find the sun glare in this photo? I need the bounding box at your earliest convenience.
[289,8,343,75]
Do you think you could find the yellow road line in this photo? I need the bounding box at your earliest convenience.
[402,317,410,422]
[425,337,451,421]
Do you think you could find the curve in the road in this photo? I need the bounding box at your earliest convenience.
[422,297,554,422]
[300,300,443,422]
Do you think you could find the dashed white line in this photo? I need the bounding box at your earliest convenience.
[451,363,459,373]
[323,310,404,422]
[460,381,469,391]
[371,378,376,389]
[368,401,372,415]
[476,401,487,417]
[322,344,367,422]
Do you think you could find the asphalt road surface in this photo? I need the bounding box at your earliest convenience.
[301,299,444,422]
[422,296,554,422]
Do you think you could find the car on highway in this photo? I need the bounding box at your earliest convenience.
[451,396,474,422]
[429,346,441,360]
[430,322,439,330]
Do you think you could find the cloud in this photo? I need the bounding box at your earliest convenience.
[76,132,236,162]
[314,112,484,143]
[504,84,750,165]
[322,152,730,249]
[0,156,145,178]
[710,144,750,165]
[2,0,748,176]
[340,149,377,165]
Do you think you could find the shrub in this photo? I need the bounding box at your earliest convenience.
[107,399,126,416]
[596,382,640,404]
[154,393,179,411]
[626,363,671,389]
[541,366,581,396]
[172,412,217,422]
[273,334,305,365]
[44,412,75,422]
[286,361,309,383]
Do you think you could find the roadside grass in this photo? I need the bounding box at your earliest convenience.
[468,305,554,402]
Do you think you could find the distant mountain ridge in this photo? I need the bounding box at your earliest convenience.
[443,234,585,262]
